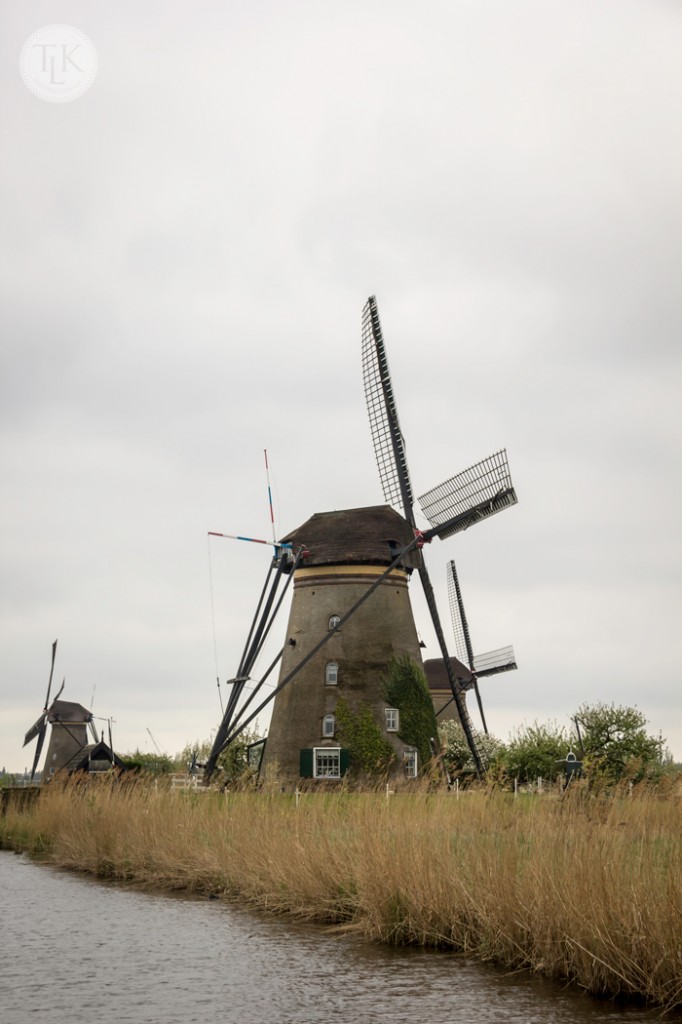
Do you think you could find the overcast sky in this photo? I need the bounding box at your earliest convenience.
[2,1,681,772]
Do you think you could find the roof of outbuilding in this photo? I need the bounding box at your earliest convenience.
[423,656,475,691]
[62,740,127,773]
[281,505,421,570]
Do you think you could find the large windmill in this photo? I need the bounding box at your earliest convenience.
[204,297,518,782]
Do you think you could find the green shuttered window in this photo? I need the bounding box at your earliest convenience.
[300,748,349,778]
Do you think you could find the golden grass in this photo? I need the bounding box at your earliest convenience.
[2,779,681,1012]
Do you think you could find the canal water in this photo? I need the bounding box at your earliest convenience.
[0,851,664,1024]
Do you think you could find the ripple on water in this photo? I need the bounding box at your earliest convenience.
[0,852,667,1024]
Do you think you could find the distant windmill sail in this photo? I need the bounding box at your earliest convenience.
[447,559,475,671]
[447,559,518,733]
[23,640,59,781]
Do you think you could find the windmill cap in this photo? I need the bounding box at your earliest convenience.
[280,505,421,570]
[48,699,92,722]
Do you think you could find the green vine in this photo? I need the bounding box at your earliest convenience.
[382,656,438,771]
[335,699,395,777]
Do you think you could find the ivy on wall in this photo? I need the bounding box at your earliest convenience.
[382,656,438,771]
[335,698,395,777]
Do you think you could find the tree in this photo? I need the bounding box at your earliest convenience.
[574,702,664,783]
[177,728,264,785]
[439,720,504,775]
[120,750,176,775]
[499,721,568,784]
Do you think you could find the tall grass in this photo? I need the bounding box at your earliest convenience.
[2,779,681,1012]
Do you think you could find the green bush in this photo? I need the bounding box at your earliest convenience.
[120,751,175,775]
[575,703,664,784]
[498,721,568,784]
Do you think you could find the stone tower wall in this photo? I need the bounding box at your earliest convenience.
[43,723,89,781]
[262,563,425,781]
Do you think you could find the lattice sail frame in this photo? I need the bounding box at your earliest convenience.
[473,645,517,676]
[361,297,414,518]
[419,449,517,540]
[447,558,473,669]
[447,559,517,679]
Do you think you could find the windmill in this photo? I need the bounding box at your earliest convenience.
[445,558,517,734]
[204,297,518,783]
[23,640,103,782]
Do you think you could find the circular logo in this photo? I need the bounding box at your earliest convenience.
[19,24,98,103]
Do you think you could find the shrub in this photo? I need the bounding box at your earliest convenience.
[575,703,664,784]
[439,720,504,775]
[499,721,568,784]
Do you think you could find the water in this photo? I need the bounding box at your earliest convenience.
[0,851,665,1024]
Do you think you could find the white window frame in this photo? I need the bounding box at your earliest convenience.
[385,708,400,732]
[322,713,336,738]
[328,614,341,630]
[313,747,341,778]
[404,748,418,778]
[325,661,338,685]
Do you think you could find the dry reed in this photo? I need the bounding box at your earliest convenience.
[2,778,680,1012]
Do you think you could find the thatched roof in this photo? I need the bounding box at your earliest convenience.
[423,656,475,691]
[281,506,420,570]
[48,699,91,723]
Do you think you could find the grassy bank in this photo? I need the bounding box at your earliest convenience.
[2,779,681,1012]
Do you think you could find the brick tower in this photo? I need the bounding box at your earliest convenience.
[261,505,428,783]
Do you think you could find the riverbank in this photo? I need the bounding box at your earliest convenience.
[1,779,680,1013]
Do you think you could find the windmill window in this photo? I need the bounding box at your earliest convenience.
[325,661,338,685]
[385,708,399,732]
[403,748,418,778]
[322,714,336,738]
[328,614,341,630]
[314,747,341,778]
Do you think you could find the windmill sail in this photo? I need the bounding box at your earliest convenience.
[362,296,484,775]
[447,558,474,670]
[24,640,59,781]
[361,296,414,520]
[419,449,517,540]
[472,645,517,676]
[448,559,517,678]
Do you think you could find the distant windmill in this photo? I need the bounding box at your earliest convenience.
[446,558,517,734]
[23,641,119,782]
